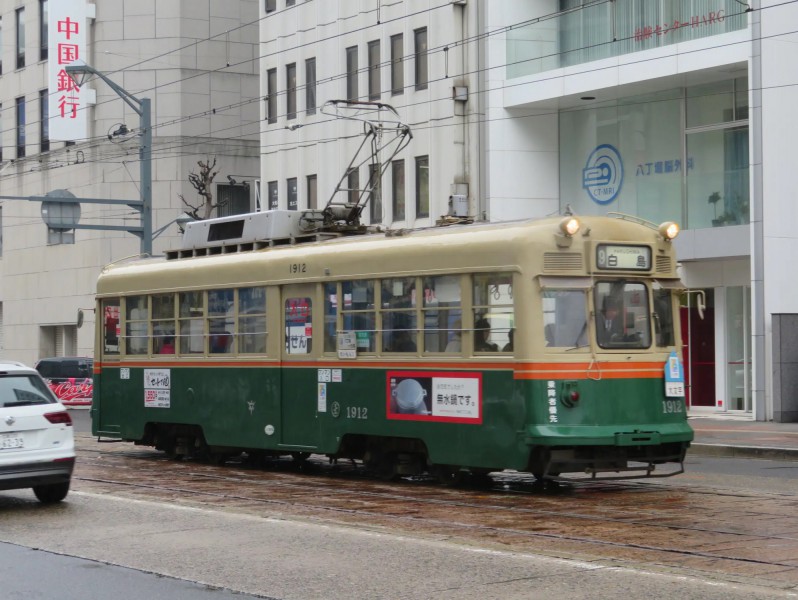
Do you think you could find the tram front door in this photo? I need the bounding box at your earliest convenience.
[280,284,320,449]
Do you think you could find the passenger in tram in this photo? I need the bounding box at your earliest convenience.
[474,318,499,352]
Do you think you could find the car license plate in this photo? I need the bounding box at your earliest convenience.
[0,434,24,449]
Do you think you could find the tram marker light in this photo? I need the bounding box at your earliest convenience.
[559,217,580,237]
[658,221,679,241]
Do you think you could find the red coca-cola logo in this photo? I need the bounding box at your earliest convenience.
[47,378,93,402]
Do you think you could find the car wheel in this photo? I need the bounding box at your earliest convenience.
[32,481,71,504]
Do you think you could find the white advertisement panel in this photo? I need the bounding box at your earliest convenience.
[48,0,93,141]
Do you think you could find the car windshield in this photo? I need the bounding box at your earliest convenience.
[0,374,56,406]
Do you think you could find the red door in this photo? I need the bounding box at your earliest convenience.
[680,295,715,408]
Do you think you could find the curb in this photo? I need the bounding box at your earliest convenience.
[689,443,798,461]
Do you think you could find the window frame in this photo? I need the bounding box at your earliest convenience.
[266,68,277,124]
[390,33,403,95]
[286,62,297,120]
[415,155,429,218]
[392,159,405,221]
[305,57,316,115]
[16,7,25,70]
[368,39,381,101]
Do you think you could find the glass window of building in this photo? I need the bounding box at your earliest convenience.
[369,163,381,224]
[16,96,25,158]
[266,68,277,124]
[16,7,24,70]
[392,159,405,221]
[415,156,429,218]
[347,167,359,206]
[307,174,317,209]
[217,184,250,217]
[39,0,47,61]
[346,46,358,101]
[390,33,403,95]
[265,0,276,13]
[286,62,296,120]
[287,177,298,210]
[39,90,49,153]
[0,17,4,75]
[268,180,278,209]
[305,57,316,115]
[414,28,427,90]
[507,1,748,78]
[368,40,381,100]
[559,79,749,231]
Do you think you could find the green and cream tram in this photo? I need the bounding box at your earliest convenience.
[92,212,692,480]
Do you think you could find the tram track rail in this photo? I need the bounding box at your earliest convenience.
[73,437,798,589]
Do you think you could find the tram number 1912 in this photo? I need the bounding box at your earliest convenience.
[346,406,368,420]
[289,263,307,274]
[662,400,684,414]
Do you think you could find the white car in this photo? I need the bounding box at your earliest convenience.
[0,361,75,503]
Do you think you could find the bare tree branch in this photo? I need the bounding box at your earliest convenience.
[179,157,223,220]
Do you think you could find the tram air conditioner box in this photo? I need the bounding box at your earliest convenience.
[179,210,303,250]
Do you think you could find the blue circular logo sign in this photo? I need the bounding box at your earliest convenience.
[582,144,623,205]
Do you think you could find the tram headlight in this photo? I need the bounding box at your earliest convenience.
[658,221,680,241]
[559,217,581,237]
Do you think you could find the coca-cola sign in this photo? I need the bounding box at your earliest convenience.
[46,378,93,406]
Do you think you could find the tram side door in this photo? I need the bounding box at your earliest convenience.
[280,284,320,449]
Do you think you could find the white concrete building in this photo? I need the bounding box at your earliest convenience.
[261,0,797,421]
[0,0,260,366]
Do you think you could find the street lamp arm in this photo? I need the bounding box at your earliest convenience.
[64,61,144,116]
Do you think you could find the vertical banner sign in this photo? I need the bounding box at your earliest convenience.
[48,0,94,141]
[664,351,685,397]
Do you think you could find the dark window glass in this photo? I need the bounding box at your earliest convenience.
[39,89,49,153]
[216,184,250,217]
[268,180,278,209]
[16,96,26,158]
[265,0,276,13]
[392,159,405,221]
[16,7,25,70]
[39,0,48,61]
[307,174,318,210]
[368,40,380,101]
[346,46,358,101]
[390,34,403,95]
[414,28,427,90]
[267,68,277,124]
[369,163,381,223]
[102,299,120,356]
[305,57,316,115]
[415,156,429,218]
[347,168,359,206]
[0,17,4,75]
[286,62,296,120]
[287,177,298,210]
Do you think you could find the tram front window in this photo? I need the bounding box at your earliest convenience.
[542,290,588,350]
[594,281,651,349]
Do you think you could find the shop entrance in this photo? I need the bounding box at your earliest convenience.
[680,290,715,408]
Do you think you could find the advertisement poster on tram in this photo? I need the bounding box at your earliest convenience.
[386,371,482,423]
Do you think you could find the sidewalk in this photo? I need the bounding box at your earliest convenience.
[688,415,798,461]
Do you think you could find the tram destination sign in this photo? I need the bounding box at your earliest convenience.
[596,244,651,271]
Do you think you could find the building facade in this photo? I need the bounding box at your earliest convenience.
[0,0,260,366]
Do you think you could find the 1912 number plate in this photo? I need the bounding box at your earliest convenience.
[0,434,24,449]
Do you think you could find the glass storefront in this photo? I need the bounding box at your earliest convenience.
[559,78,748,230]
[507,0,747,79]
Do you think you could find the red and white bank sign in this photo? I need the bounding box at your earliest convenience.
[48,0,95,141]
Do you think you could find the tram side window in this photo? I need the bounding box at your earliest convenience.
[152,293,176,354]
[179,291,205,354]
[285,297,312,354]
[125,295,149,355]
[423,275,461,352]
[472,273,514,353]
[323,283,337,353]
[239,286,267,354]
[653,289,675,347]
[542,290,588,350]
[102,299,120,356]
[208,289,234,354]
[382,277,417,352]
[594,281,651,349]
[341,280,376,352]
